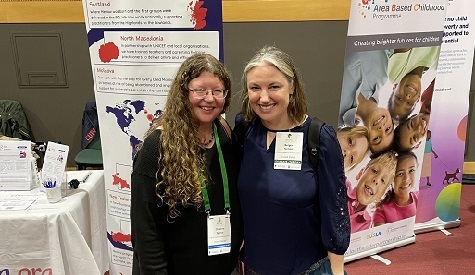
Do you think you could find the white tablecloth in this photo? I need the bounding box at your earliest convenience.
[0,170,108,275]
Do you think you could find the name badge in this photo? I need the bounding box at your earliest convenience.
[207,214,231,256]
[274,132,303,170]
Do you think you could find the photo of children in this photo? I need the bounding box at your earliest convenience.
[338,44,440,234]
[333,0,455,261]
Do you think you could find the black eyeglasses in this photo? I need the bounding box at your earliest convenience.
[189,89,228,99]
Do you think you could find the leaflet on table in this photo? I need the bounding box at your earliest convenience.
[0,199,36,211]
[0,189,63,210]
[41,142,69,187]
[0,140,32,191]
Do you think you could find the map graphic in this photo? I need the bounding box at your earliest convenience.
[106,99,162,157]
[112,173,131,190]
[107,231,133,251]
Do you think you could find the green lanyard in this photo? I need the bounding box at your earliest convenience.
[200,123,230,214]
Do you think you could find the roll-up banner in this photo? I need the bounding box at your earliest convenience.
[414,0,475,233]
[80,1,223,274]
[338,0,448,261]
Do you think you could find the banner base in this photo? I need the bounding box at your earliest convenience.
[414,219,461,234]
[344,235,416,263]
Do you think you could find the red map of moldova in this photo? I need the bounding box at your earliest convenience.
[112,173,131,189]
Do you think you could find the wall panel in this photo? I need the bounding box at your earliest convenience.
[0,0,350,23]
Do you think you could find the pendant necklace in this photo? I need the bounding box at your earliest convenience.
[203,134,214,147]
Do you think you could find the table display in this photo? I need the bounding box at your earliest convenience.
[0,170,108,274]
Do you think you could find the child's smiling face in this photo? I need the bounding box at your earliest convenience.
[338,133,369,170]
[390,74,421,121]
[366,107,394,153]
[397,114,428,150]
[356,162,392,206]
[394,156,417,198]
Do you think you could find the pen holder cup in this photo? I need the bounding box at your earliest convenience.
[45,186,62,203]
[61,172,68,198]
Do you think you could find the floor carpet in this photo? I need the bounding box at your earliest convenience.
[345,184,475,275]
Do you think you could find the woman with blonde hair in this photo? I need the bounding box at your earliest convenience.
[131,53,243,274]
[235,46,350,275]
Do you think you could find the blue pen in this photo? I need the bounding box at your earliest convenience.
[43,179,57,188]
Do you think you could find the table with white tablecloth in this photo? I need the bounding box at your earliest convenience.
[0,170,108,275]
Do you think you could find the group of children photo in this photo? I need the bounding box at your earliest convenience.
[337,45,441,233]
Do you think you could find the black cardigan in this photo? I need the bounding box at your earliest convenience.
[130,120,243,275]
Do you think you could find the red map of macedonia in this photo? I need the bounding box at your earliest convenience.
[99,42,119,63]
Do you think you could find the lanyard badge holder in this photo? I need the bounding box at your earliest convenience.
[202,124,232,256]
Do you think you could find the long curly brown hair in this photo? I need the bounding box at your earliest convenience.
[151,53,231,218]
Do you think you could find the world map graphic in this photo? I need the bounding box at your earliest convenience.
[106,99,162,157]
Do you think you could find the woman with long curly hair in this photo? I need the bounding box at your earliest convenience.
[131,53,243,275]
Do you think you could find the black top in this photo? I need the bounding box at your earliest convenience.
[130,119,243,275]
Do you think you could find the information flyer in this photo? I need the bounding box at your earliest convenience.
[0,140,32,191]
[81,1,223,274]
[41,141,69,187]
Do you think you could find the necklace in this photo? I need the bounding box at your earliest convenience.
[203,135,214,147]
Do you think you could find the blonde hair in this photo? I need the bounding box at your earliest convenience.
[338,126,369,140]
[338,126,370,171]
[240,45,307,124]
[150,53,231,218]
[366,151,397,180]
